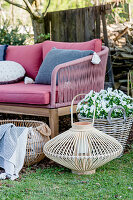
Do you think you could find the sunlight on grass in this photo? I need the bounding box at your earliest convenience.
[0,149,132,200]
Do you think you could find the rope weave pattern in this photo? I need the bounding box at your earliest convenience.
[50,46,109,108]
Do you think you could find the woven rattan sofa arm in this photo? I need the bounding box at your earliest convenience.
[50,46,109,108]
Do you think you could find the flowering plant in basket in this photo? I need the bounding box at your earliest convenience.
[77,88,133,119]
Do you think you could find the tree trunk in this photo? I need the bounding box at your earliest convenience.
[11,3,15,25]
[31,17,45,43]
[129,1,133,23]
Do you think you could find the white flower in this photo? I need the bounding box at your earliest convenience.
[84,104,88,111]
[90,105,95,113]
[76,102,82,110]
[127,104,133,109]
[107,88,113,93]
[85,90,93,99]
[78,89,133,119]
[102,101,106,110]
[121,101,127,105]
[92,94,98,101]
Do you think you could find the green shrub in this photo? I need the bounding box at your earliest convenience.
[107,2,129,24]
[0,20,29,45]
[36,33,50,43]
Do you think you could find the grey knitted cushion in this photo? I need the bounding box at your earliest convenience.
[35,48,94,85]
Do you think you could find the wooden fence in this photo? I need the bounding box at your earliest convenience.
[44,4,111,42]
[44,4,114,87]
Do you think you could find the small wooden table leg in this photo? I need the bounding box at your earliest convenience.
[49,109,59,138]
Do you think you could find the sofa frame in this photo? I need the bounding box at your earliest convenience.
[0,46,108,138]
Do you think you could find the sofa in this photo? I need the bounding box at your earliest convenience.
[0,39,109,138]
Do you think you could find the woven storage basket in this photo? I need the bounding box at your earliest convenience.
[78,105,133,151]
[0,119,51,166]
[44,94,123,175]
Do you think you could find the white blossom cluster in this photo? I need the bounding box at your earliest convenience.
[77,88,133,119]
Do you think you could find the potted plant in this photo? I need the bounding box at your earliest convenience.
[77,88,133,150]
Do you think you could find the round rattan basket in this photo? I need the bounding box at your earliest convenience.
[0,119,51,166]
[44,94,123,175]
[78,106,133,151]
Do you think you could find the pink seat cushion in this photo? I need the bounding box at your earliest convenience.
[0,82,53,105]
[5,43,43,80]
[42,39,102,59]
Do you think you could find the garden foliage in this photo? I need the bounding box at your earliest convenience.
[0,20,28,45]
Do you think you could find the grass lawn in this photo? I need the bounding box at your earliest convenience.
[0,148,133,200]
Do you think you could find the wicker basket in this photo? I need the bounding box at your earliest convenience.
[0,119,51,166]
[78,106,133,151]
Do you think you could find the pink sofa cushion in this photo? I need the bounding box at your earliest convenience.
[5,43,43,80]
[42,39,102,59]
[0,82,53,105]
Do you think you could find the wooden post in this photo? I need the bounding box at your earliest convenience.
[127,72,130,96]
[49,109,59,138]
[95,6,101,38]
[130,71,133,97]
[101,6,114,88]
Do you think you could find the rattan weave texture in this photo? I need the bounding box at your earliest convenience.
[0,120,51,166]
[78,113,133,151]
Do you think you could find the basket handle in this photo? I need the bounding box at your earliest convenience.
[107,106,126,124]
[71,94,96,126]
[36,124,51,136]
